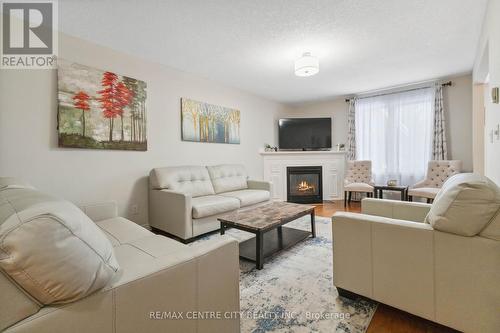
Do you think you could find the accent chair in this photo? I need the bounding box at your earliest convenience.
[408,160,462,203]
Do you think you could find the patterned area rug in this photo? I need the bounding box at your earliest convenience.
[192,216,377,333]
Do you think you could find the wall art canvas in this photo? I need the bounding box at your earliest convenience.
[181,98,240,144]
[57,59,147,151]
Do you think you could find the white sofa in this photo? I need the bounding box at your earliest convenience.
[332,173,500,333]
[0,178,240,333]
[149,164,271,242]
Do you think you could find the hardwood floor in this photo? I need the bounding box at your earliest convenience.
[314,201,459,333]
[313,199,361,216]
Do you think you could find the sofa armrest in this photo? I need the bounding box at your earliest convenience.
[247,179,271,192]
[332,212,435,319]
[149,189,193,239]
[79,201,118,222]
[361,198,431,222]
[332,212,374,298]
[189,235,238,258]
[332,212,432,297]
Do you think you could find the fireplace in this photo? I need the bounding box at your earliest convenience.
[287,166,323,204]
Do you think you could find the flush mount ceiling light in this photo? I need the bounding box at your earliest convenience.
[294,52,319,77]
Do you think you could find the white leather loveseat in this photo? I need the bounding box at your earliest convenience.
[0,178,240,333]
[332,173,500,333]
[149,164,271,242]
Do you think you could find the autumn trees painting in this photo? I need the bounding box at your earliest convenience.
[58,59,147,151]
[181,98,240,144]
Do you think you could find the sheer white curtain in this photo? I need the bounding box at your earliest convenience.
[355,88,434,186]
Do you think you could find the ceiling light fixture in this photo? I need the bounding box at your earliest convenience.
[294,52,319,77]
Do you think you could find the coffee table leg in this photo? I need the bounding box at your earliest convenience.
[256,232,264,270]
[311,211,316,238]
[220,222,225,235]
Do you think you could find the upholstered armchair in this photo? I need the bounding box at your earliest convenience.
[408,160,462,203]
[344,160,374,207]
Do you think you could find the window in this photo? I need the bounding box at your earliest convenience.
[355,88,434,186]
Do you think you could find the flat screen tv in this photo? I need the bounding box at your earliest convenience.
[278,118,332,150]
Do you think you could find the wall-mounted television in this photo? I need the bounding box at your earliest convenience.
[278,118,332,150]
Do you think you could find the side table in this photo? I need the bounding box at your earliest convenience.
[374,185,409,201]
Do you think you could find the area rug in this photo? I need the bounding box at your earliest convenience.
[191,216,378,333]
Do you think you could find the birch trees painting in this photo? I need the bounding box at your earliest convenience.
[181,98,240,144]
[57,59,147,151]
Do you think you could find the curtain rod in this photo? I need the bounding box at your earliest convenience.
[344,81,452,103]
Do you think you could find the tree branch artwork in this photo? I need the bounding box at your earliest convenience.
[181,98,240,144]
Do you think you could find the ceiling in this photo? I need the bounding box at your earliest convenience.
[58,0,488,104]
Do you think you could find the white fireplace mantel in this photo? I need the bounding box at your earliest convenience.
[260,150,346,201]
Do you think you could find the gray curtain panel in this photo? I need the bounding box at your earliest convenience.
[347,98,357,160]
[432,84,448,160]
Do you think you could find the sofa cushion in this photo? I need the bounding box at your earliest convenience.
[220,189,270,207]
[150,166,215,197]
[0,188,119,305]
[425,173,500,236]
[191,195,240,219]
[207,164,248,193]
[0,177,35,191]
[480,211,500,241]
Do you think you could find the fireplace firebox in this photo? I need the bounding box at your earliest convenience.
[287,166,323,204]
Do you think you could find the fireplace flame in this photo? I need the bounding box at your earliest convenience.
[297,181,315,192]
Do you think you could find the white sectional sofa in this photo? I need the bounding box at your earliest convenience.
[332,173,500,333]
[149,164,271,242]
[0,178,240,333]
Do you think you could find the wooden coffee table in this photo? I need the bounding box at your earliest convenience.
[218,202,315,270]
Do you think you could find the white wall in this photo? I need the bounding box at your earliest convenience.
[472,83,486,175]
[284,74,474,171]
[0,33,286,226]
[473,0,500,184]
[443,74,474,171]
